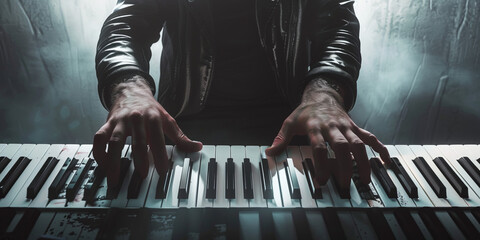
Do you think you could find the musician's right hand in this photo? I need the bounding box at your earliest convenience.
[93,75,203,187]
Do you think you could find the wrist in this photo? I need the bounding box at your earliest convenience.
[302,78,345,108]
[109,75,154,108]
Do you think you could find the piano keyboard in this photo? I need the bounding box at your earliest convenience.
[0,143,479,239]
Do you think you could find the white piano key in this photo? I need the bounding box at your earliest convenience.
[459,145,480,171]
[436,145,480,199]
[0,144,43,207]
[424,145,480,206]
[261,146,283,208]
[395,145,444,207]
[230,145,249,208]
[145,145,173,208]
[274,150,301,208]
[0,144,28,183]
[286,146,317,208]
[245,146,267,208]
[409,145,467,207]
[66,146,96,208]
[365,147,393,207]
[11,144,65,208]
[325,147,352,208]
[161,146,185,208]
[110,145,134,208]
[299,146,334,207]
[47,145,93,208]
[127,149,155,208]
[196,145,215,208]
[369,146,416,207]
[213,145,229,208]
[179,150,202,208]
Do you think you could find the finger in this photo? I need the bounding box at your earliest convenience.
[324,127,352,189]
[344,130,370,184]
[265,119,294,156]
[354,127,391,164]
[106,122,127,188]
[163,116,202,152]
[146,114,169,176]
[93,122,113,167]
[130,112,149,179]
[308,127,330,185]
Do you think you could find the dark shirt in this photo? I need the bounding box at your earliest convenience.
[175,0,308,145]
[206,0,282,107]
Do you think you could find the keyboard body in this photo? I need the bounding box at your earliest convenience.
[0,143,480,239]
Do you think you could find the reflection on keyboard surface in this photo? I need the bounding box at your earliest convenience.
[0,143,480,239]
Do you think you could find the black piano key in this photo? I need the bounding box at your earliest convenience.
[260,158,273,199]
[367,209,395,239]
[106,157,130,199]
[206,158,217,199]
[27,157,59,199]
[156,161,173,199]
[370,157,397,198]
[393,209,425,240]
[84,166,106,203]
[322,208,347,240]
[178,158,192,199]
[225,158,235,199]
[66,158,94,201]
[0,156,11,174]
[302,158,322,199]
[285,158,301,199]
[0,156,31,198]
[242,158,253,199]
[458,157,480,188]
[330,158,350,199]
[413,157,446,198]
[390,157,418,198]
[127,170,144,199]
[448,209,480,239]
[418,208,450,240]
[49,157,78,200]
[433,157,468,198]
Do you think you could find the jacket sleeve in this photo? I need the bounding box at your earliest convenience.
[304,0,361,111]
[95,0,165,110]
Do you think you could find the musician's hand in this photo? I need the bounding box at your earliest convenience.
[266,78,390,189]
[93,75,202,187]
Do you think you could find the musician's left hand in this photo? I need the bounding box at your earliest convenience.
[265,78,390,189]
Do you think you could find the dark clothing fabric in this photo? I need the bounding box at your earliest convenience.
[207,0,281,108]
[95,0,362,118]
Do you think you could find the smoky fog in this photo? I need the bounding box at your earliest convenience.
[0,0,479,144]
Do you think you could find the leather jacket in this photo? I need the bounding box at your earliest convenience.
[96,0,361,117]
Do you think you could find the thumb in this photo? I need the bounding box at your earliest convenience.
[266,125,293,156]
[176,134,203,153]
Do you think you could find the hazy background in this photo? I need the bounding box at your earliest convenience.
[0,0,479,144]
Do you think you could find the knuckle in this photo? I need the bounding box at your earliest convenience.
[331,140,348,150]
[282,118,294,129]
[128,110,144,121]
